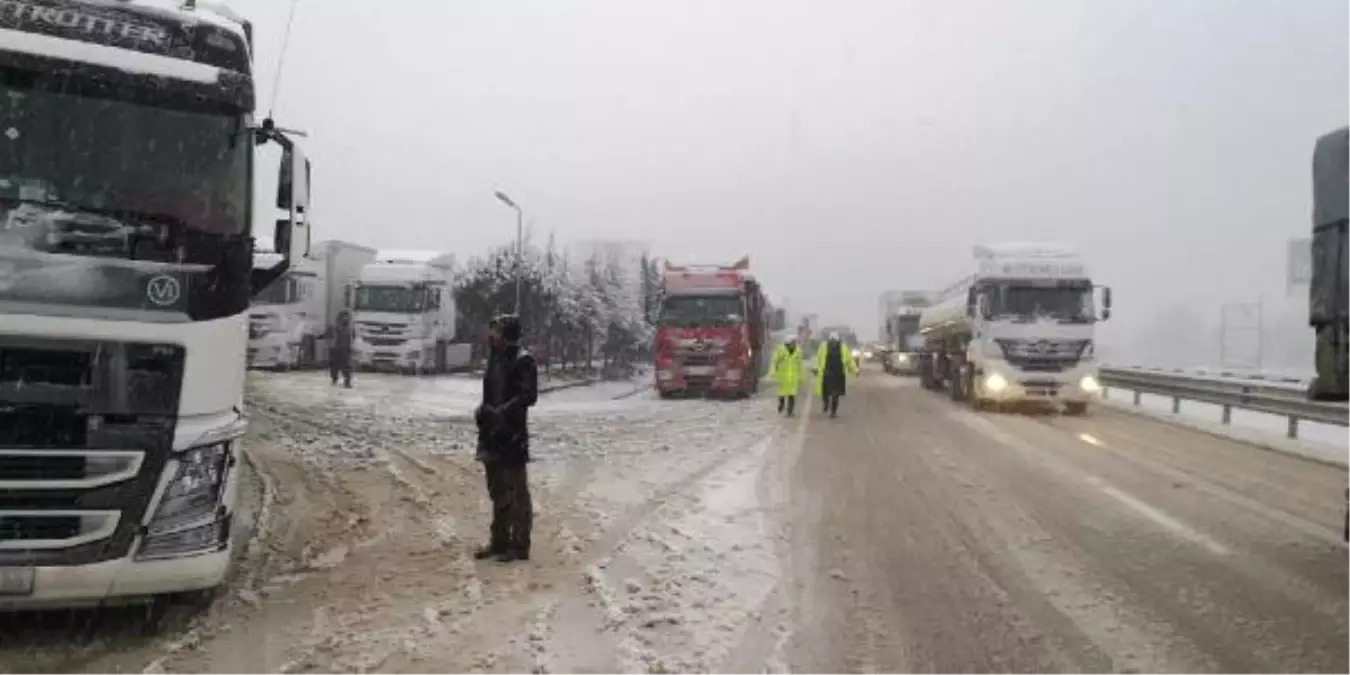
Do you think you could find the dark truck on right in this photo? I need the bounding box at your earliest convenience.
[1308,127,1348,403]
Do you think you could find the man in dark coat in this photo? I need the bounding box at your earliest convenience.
[474,314,539,562]
[326,310,355,388]
[813,332,857,418]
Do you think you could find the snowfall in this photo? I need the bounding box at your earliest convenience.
[0,368,797,674]
[0,366,1341,674]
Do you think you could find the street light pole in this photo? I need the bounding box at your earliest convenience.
[494,191,524,314]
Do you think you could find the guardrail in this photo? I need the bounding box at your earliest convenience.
[1098,367,1348,440]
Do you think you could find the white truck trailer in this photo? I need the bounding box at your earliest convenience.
[248,240,376,369]
[352,250,470,373]
[917,243,1111,414]
[0,0,311,610]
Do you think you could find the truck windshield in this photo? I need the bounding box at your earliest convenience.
[0,68,252,321]
[661,294,742,327]
[988,283,1094,323]
[355,285,425,313]
[255,277,297,305]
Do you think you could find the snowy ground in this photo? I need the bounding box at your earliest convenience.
[0,369,792,674]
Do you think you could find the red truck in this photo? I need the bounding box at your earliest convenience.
[654,256,780,398]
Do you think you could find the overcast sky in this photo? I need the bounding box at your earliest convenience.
[236,0,1347,344]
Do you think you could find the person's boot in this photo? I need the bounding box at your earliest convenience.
[777,397,784,414]
[474,543,506,560]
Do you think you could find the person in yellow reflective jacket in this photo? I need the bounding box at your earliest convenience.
[769,338,804,416]
[814,332,859,418]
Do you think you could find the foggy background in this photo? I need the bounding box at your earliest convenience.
[236,0,1348,373]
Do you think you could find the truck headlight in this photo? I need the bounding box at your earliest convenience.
[895,353,909,363]
[1080,375,1101,393]
[851,348,861,359]
[136,443,232,561]
[149,443,230,533]
[985,373,1009,392]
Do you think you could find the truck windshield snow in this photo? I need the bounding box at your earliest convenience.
[355,285,426,312]
[661,295,742,327]
[987,283,1094,323]
[0,69,253,321]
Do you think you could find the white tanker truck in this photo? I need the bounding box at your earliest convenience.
[917,243,1111,414]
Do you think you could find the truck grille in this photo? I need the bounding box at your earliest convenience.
[995,339,1088,373]
[0,336,183,566]
[0,515,81,542]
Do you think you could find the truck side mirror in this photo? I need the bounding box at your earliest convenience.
[965,288,977,318]
[276,146,312,212]
[1100,286,1112,321]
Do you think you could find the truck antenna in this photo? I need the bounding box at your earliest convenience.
[267,0,302,122]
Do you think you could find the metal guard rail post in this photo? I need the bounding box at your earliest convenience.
[1098,367,1349,440]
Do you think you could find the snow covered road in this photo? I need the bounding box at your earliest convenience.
[0,370,791,674]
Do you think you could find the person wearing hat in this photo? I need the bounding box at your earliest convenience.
[813,331,858,418]
[474,314,539,562]
[769,337,804,416]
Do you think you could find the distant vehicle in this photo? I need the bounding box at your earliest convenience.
[248,240,376,370]
[352,251,469,373]
[882,291,930,376]
[1308,127,1348,402]
[653,256,785,398]
[917,243,1110,414]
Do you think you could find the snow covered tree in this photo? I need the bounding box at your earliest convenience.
[454,235,656,374]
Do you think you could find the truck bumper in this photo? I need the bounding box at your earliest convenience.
[247,336,291,369]
[974,361,1101,405]
[0,541,231,611]
[355,341,428,371]
[655,365,749,395]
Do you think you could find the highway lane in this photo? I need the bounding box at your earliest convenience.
[781,371,1348,673]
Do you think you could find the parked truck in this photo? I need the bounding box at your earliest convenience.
[0,0,311,610]
[351,250,469,374]
[1308,127,1348,403]
[917,244,1111,414]
[654,256,784,398]
[248,240,376,370]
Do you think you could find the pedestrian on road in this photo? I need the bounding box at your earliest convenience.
[474,314,539,562]
[324,310,355,388]
[770,337,803,416]
[813,332,857,418]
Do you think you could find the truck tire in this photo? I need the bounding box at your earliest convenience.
[1064,402,1089,416]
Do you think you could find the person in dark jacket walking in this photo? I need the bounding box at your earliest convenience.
[326,310,355,388]
[812,332,858,418]
[474,315,539,562]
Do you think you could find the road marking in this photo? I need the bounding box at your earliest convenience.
[1086,476,1232,556]
[1077,433,1104,447]
[949,410,1235,557]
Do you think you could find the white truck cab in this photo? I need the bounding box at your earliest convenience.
[0,0,311,609]
[248,241,375,370]
[248,251,325,369]
[352,251,469,373]
[918,243,1112,414]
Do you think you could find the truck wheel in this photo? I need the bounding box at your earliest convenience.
[949,365,965,402]
[1064,402,1089,416]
